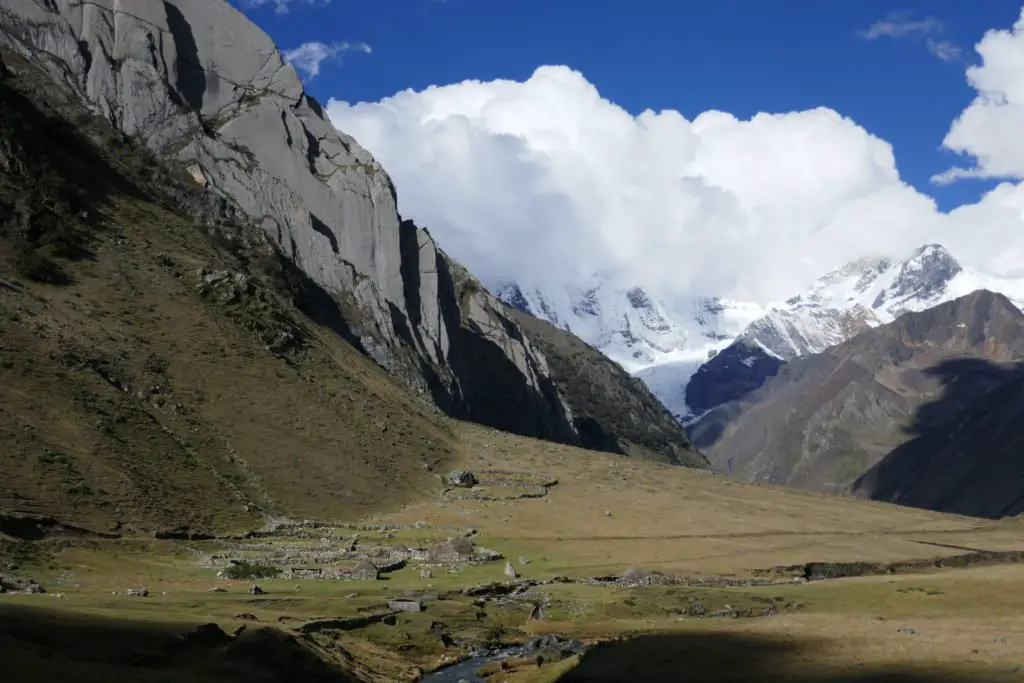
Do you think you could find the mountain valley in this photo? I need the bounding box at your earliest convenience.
[2,1,1024,682]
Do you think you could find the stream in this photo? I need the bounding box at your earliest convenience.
[419,646,526,682]
[419,637,587,683]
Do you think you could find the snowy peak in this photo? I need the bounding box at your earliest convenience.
[494,281,762,372]
[497,243,1024,424]
[874,244,962,314]
[743,243,994,361]
[685,243,1024,420]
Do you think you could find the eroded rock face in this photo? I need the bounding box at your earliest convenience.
[0,0,584,443]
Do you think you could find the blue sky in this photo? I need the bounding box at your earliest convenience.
[231,0,1024,302]
[236,0,1020,212]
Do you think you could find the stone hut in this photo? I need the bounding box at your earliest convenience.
[351,559,379,581]
[389,544,412,561]
[427,536,475,563]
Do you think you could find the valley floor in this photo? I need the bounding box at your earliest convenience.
[4,422,1024,682]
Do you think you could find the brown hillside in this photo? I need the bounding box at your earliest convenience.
[0,50,455,535]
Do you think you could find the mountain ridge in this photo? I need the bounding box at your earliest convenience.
[0,0,698,463]
[498,244,1024,422]
[687,289,1024,514]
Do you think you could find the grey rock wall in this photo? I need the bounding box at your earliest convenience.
[0,0,586,443]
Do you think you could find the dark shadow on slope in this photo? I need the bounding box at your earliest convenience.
[0,54,138,283]
[163,2,206,112]
[0,603,358,683]
[505,305,706,467]
[557,632,1010,683]
[853,358,1024,519]
[685,341,785,426]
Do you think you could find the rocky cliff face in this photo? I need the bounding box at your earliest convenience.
[689,291,1024,502]
[0,0,696,458]
[505,308,708,468]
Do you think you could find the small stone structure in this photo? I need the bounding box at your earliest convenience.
[351,559,379,581]
[446,470,477,488]
[387,599,424,613]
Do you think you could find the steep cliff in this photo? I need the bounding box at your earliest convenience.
[0,0,697,460]
[506,309,707,468]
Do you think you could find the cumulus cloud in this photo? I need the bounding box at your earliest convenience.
[283,41,371,78]
[241,0,330,14]
[858,12,963,62]
[934,8,1024,183]
[324,19,1024,305]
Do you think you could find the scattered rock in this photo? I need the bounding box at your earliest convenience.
[125,588,147,597]
[388,599,424,613]
[619,567,648,584]
[248,584,264,596]
[420,569,433,579]
[209,587,227,593]
[897,627,919,635]
[518,556,530,565]
[504,562,518,579]
[446,470,478,488]
[604,510,612,517]
[529,603,546,620]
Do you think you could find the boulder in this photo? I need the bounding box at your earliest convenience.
[179,623,232,648]
[387,599,424,613]
[446,470,478,488]
[504,562,518,579]
[248,584,264,596]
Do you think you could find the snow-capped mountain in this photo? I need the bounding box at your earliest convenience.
[686,244,1024,418]
[495,282,763,373]
[739,244,1024,361]
[496,244,1024,422]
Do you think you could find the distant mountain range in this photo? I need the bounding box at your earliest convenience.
[688,289,1024,518]
[498,244,1024,422]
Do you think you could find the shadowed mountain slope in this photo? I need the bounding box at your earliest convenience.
[689,290,1024,513]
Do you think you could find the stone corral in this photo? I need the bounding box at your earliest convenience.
[202,519,504,581]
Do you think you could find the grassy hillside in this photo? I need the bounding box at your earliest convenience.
[0,50,456,534]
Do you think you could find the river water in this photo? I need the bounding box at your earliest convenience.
[418,646,527,683]
[419,638,587,683]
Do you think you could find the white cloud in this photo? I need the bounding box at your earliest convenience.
[926,39,964,63]
[242,0,331,14]
[859,12,963,62]
[858,13,945,40]
[283,41,371,78]
[324,19,1024,305]
[935,8,1024,183]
